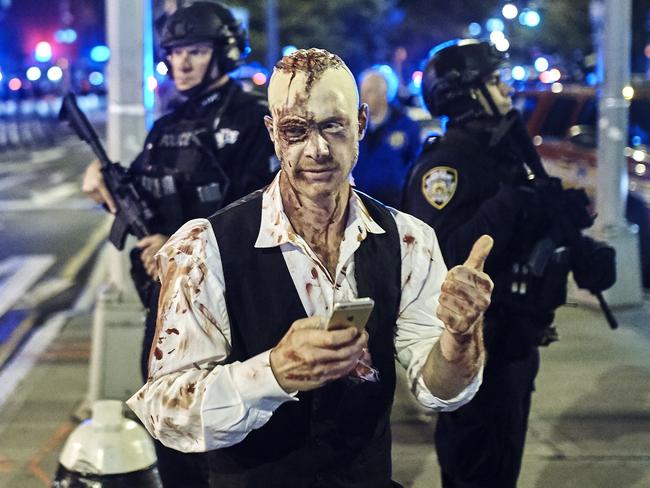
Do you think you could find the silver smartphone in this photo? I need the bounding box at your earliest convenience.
[327,297,375,333]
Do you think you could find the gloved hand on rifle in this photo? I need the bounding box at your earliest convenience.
[571,235,616,293]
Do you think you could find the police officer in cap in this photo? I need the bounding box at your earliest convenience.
[82,2,275,486]
[403,39,614,487]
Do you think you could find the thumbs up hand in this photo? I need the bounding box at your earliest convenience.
[421,235,494,399]
[437,235,494,337]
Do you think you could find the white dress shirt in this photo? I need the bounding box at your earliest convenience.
[127,171,483,453]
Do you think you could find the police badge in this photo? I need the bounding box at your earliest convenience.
[421,166,458,209]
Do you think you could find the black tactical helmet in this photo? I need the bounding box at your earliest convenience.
[161,1,249,76]
[421,39,506,120]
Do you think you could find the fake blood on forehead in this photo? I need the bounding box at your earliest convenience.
[276,48,343,92]
[273,57,334,160]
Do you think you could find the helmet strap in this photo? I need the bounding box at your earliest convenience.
[477,83,502,119]
[442,91,487,126]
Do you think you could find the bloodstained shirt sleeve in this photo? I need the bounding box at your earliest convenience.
[392,210,483,411]
[126,218,295,453]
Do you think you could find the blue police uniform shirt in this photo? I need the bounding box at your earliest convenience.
[353,105,421,209]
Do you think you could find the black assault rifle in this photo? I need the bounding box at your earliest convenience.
[490,109,618,329]
[59,93,153,250]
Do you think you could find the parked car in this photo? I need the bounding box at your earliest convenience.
[514,83,650,286]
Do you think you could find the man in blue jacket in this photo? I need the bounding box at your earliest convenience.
[353,65,421,208]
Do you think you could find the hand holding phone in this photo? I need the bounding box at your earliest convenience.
[327,297,375,333]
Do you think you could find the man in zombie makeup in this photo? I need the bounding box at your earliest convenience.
[128,48,494,488]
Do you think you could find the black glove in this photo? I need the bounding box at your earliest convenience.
[129,247,156,307]
[492,184,546,230]
[571,236,617,292]
[561,187,595,230]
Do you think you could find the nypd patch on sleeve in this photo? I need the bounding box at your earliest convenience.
[421,166,458,210]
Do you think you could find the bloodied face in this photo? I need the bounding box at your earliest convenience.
[265,65,368,202]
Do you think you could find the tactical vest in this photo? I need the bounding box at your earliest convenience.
[206,190,402,488]
[137,86,237,236]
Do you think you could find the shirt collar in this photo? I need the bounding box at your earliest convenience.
[255,171,385,249]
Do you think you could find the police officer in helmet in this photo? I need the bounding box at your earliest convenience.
[403,39,615,488]
[420,39,512,127]
[82,2,275,486]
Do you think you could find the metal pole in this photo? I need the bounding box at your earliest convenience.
[105,0,148,293]
[597,0,630,228]
[106,1,147,184]
[85,0,150,411]
[592,0,642,305]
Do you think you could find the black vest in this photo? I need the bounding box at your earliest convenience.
[207,190,402,488]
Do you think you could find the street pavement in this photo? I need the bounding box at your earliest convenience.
[392,300,650,487]
[0,136,106,372]
[0,270,648,487]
